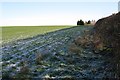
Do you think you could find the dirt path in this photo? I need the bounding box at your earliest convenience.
[2,26,115,79]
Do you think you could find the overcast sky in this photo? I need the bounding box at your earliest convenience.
[0,1,119,26]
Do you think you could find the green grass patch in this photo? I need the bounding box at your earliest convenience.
[1,26,72,44]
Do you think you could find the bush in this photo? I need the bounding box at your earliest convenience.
[69,43,82,55]
[87,20,91,24]
[77,19,84,25]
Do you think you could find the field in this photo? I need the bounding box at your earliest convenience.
[2,26,115,79]
[1,26,72,44]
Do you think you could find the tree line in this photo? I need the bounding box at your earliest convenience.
[77,19,95,25]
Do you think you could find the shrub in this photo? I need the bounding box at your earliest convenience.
[77,20,84,25]
[69,43,81,54]
[87,20,91,24]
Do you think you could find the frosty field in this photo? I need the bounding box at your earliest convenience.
[1,26,115,79]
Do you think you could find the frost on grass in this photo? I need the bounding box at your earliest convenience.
[2,26,116,79]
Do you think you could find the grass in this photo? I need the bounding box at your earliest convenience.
[1,26,72,44]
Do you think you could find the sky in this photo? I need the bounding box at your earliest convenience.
[0,1,119,26]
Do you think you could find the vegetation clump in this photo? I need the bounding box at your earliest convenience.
[35,52,43,65]
[93,12,120,77]
[77,19,84,25]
